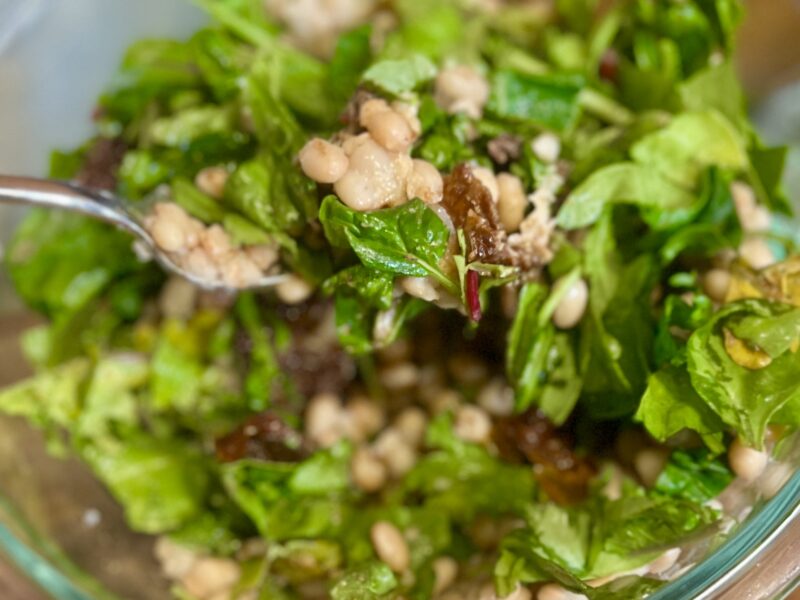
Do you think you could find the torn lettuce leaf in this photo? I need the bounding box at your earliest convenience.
[654,449,734,503]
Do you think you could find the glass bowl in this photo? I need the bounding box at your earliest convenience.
[1,2,800,599]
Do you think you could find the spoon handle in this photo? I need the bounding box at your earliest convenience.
[0,175,147,238]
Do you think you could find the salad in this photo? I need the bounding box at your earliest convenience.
[2,0,799,598]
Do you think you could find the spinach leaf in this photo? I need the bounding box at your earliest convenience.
[323,266,395,311]
[687,299,800,447]
[319,196,453,288]
[487,71,584,132]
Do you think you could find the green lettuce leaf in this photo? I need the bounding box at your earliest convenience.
[331,562,398,600]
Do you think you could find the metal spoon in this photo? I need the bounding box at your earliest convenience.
[0,175,287,291]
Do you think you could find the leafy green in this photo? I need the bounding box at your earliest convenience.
[329,26,373,103]
[687,299,800,447]
[403,415,536,521]
[171,177,226,223]
[331,562,398,600]
[319,197,453,288]
[495,491,718,595]
[323,266,395,311]
[222,443,353,541]
[147,104,237,147]
[636,365,725,453]
[83,439,211,533]
[487,71,584,131]
[678,62,746,131]
[6,211,145,317]
[557,164,694,230]
[362,54,438,96]
[630,110,747,188]
[654,449,733,503]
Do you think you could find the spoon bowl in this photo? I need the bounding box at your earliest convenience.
[0,175,288,291]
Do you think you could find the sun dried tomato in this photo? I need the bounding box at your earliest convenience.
[493,408,595,505]
[441,164,512,264]
[215,411,308,463]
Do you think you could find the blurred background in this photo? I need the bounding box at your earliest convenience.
[0,0,799,598]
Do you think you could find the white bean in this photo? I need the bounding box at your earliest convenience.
[345,396,386,441]
[634,447,669,487]
[370,521,410,573]
[151,216,188,253]
[551,277,588,329]
[276,274,314,304]
[497,172,527,232]
[531,133,562,164]
[364,108,415,152]
[401,276,440,302]
[703,268,731,302]
[394,407,428,447]
[181,248,219,281]
[373,429,417,477]
[298,138,350,183]
[434,65,490,119]
[728,437,768,482]
[454,405,492,444]
[351,446,388,492]
[220,252,263,288]
[194,166,228,198]
[305,393,345,448]
[154,537,197,580]
[537,583,588,600]
[334,138,408,210]
[432,556,458,595]
[391,101,422,137]
[201,224,233,259]
[181,557,240,599]
[406,159,444,204]
[245,244,279,271]
[380,362,419,390]
[477,378,515,417]
[739,237,775,270]
[359,98,391,127]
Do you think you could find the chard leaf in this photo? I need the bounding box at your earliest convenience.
[636,365,725,453]
[488,71,584,131]
[556,163,694,230]
[362,54,437,96]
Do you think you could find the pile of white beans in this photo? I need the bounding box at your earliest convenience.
[143,197,280,289]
